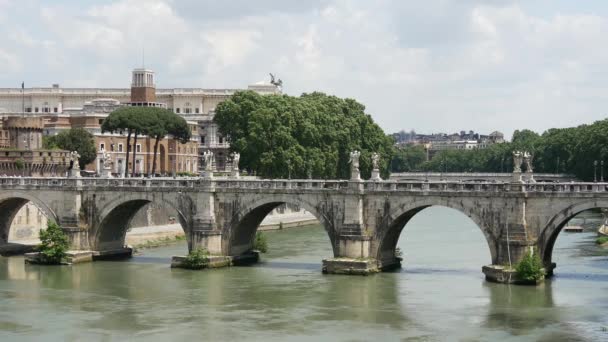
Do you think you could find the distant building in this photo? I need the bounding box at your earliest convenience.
[392,129,505,160]
[0,116,70,176]
[0,68,281,174]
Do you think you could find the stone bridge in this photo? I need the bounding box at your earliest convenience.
[0,176,606,282]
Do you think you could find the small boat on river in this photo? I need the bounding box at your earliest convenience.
[564,225,583,233]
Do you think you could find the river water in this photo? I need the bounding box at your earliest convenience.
[1,207,607,341]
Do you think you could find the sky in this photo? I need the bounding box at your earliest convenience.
[1,0,608,137]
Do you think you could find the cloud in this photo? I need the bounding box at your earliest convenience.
[1,0,608,137]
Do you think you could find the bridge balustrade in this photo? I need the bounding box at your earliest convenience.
[3,176,608,195]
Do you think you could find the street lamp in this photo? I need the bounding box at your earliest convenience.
[594,160,598,182]
[602,160,605,182]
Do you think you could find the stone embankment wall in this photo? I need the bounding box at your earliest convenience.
[8,202,316,243]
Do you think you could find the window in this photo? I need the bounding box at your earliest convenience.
[219,136,224,144]
[195,108,199,114]
[200,136,205,144]
[136,144,141,153]
[110,144,114,152]
[25,107,31,112]
[100,143,105,151]
[34,107,39,113]
[98,119,103,125]
[184,108,191,114]
[128,145,131,152]
[118,144,123,152]
[176,108,180,114]
[54,107,58,113]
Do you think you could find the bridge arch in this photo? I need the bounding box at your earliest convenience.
[92,192,192,252]
[539,199,608,266]
[0,191,57,244]
[375,198,497,268]
[223,195,337,257]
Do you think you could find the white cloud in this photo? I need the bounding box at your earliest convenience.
[1,0,608,136]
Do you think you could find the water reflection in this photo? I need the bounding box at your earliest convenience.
[1,213,607,340]
[482,281,556,334]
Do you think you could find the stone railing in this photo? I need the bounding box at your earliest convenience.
[1,176,608,194]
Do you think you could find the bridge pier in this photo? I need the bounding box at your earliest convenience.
[323,235,380,275]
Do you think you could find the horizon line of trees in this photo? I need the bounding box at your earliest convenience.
[391,122,608,182]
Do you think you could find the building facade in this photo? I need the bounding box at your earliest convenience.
[0,70,281,172]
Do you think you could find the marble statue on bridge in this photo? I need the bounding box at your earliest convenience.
[69,151,81,178]
[231,152,240,179]
[371,152,381,181]
[349,150,361,180]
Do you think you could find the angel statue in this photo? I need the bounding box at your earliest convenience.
[269,73,283,88]
[102,149,112,169]
[371,152,380,170]
[523,151,533,173]
[203,150,214,171]
[231,152,240,171]
[512,151,523,173]
[70,151,81,170]
[349,150,361,170]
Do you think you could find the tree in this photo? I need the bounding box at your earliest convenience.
[37,221,69,264]
[214,91,393,179]
[43,128,96,169]
[391,145,426,172]
[102,107,137,177]
[147,108,191,176]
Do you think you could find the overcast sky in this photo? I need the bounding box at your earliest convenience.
[1,0,608,137]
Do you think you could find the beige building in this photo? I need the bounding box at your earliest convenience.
[0,68,281,172]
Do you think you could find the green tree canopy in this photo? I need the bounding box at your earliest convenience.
[43,128,96,169]
[417,118,608,181]
[214,91,394,179]
[101,106,192,177]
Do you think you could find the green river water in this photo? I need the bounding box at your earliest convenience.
[1,207,607,341]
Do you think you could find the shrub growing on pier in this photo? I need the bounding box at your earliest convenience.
[37,221,69,264]
[597,236,608,245]
[254,231,268,253]
[183,248,210,269]
[515,248,545,283]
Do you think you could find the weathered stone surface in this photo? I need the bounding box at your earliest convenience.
[0,177,607,282]
[322,258,379,275]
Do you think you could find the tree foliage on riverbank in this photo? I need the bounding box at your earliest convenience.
[37,221,69,264]
[391,119,608,181]
[214,91,394,179]
[43,128,96,169]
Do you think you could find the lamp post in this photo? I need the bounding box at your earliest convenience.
[602,160,605,182]
[594,160,598,182]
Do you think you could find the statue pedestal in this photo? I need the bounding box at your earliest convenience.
[525,172,535,183]
[511,171,523,183]
[351,170,360,181]
[371,169,381,181]
[101,167,113,179]
[69,168,81,178]
[231,170,240,179]
[204,169,214,179]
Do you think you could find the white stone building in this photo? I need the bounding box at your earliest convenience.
[0,70,281,171]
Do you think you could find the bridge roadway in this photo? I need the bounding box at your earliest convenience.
[0,176,606,283]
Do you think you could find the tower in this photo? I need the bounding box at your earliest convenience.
[130,68,156,104]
